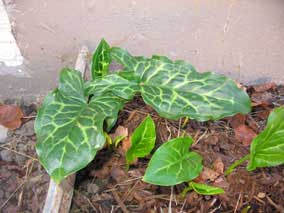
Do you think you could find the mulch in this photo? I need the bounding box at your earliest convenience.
[0,83,284,213]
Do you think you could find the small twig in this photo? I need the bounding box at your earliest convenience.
[179,198,187,213]
[75,190,98,212]
[192,129,208,146]
[165,119,172,141]
[144,194,170,201]
[234,193,242,213]
[103,176,142,193]
[111,190,129,213]
[115,179,140,211]
[266,195,284,212]
[168,186,174,213]
[209,198,217,207]
[253,196,265,205]
[0,146,38,161]
[17,159,35,208]
[22,115,36,119]
[177,118,182,137]
[209,203,222,213]
[0,181,25,209]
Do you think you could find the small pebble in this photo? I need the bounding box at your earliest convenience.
[257,192,266,199]
[15,154,26,165]
[87,183,99,194]
[0,150,14,162]
[0,125,8,143]
[17,143,27,152]
[15,120,35,137]
[204,195,211,201]
[0,189,4,200]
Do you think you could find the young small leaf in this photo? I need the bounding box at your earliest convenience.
[247,106,284,171]
[91,39,111,79]
[114,135,127,147]
[126,115,156,164]
[189,181,224,195]
[143,137,203,186]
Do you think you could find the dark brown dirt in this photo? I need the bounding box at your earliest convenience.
[1,84,284,213]
[0,100,49,213]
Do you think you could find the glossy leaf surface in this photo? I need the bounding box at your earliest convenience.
[143,137,203,186]
[189,182,224,195]
[35,68,125,183]
[85,74,139,100]
[111,47,251,121]
[126,115,156,164]
[247,106,284,171]
[91,39,111,79]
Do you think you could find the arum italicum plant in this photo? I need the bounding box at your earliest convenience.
[225,106,284,175]
[35,39,251,184]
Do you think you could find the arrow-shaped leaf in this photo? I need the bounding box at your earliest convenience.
[126,115,156,164]
[143,137,203,186]
[91,38,111,79]
[111,47,251,121]
[35,68,125,183]
[247,106,284,171]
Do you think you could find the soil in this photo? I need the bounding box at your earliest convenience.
[0,83,284,213]
[0,100,49,213]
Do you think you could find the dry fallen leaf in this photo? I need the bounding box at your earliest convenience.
[253,82,276,93]
[121,136,131,153]
[255,110,271,120]
[0,105,24,129]
[120,136,139,165]
[251,92,273,107]
[110,167,128,183]
[213,157,224,174]
[109,125,128,142]
[212,177,229,190]
[229,113,246,129]
[246,115,260,132]
[195,167,220,182]
[234,124,257,146]
[204,134,219,145]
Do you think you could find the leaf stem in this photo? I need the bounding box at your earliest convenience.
[180,184,193,198]
[225,155,250,176]
[182,117,189,129]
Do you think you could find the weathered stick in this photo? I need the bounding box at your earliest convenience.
[43,46,89,213]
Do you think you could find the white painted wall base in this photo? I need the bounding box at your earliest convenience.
[0,0,23,67]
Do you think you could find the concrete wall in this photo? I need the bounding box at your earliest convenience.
[1,0,284,99]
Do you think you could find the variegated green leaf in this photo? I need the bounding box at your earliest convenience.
[35,68,125,183]
[111,47,251,121]
[126,115,156,164]
[84,74,138,131]
[91,38,111,79]
[143,137,203,186]
[247,106,284,171]
[85,74,139,100]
